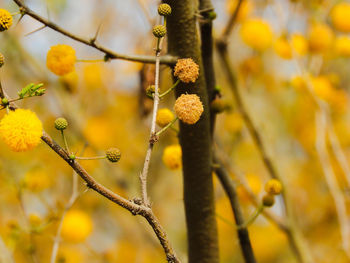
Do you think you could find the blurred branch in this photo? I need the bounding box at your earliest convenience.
[213,153,256,263]
[220,0,244,43]
[12,0,177,65]
[50,168,80,263]
[295,59,350,257]
[0,236,14,263]
[315,110,350,257]
[216,41,313,263]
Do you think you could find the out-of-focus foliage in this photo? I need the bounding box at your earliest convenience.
[0,0,350,262]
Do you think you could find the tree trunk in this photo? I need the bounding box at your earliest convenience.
[164,1,219,262]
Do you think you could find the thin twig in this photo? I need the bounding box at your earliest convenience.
[12,0,177,65]
[315,110,350,257]
[50,171,79,263]
[139,23,166,207]
[221,0,244,42]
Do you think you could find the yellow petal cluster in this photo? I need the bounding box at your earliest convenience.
[334,35,350,56]
[156,108,174,127]
[46,44,76,76]
[61,210,93,243]
[0,109,43,152]
[240,18,273,51]
[0,9,12,31]
[174,94,204,124]
[291,33,308,56]
[331,2,350,33]
[174,58,199,83]
[162,144,182,170]
[274,37,292,59]
[308,23,334,53]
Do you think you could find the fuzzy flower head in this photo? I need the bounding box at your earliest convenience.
[174,58,199,83]
[274,37,292,60]
[0,109,43,152]
[61,210,93,243]
[46,44,76,76]
[331,2,350,33]
[240,18,273,51]
[264,179,283,195]
[156,108,174,127]
[308,23,334,53]
[162,144,182,170]
[0,9,12,31]
[335,36,350,57]
[174,94,204,124]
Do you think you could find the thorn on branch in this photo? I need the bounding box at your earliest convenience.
[150,133,159,144]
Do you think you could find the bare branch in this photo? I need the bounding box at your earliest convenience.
[12,0,177,65]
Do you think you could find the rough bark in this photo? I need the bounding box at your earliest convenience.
[164,0,219,262]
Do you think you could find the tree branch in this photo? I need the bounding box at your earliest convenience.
[12,0,177,65]
[213,153,256,263]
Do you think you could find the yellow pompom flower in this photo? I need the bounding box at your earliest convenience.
[334,35,350,56]
[308,23,334,53]
[240,18,273,51]
[311,76,333,100]
[174,94,204,124]
[156,108,174,127]
[162,144,182,170]
[0,109,42,152]
[274,37,292,59]
[264,179,283,195]
[61,210,93,243]
[46,44,76,76]
[291,33,308,56]
[174,58,199,83]
[0,9,13,31]
[331,2,350,33]
[227,0,253,22]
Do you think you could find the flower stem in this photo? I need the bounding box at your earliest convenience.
[61,130,70,154]
[238,204,264,229]
[76,59,105,63]
[156,117,178,137]
[75,156,106,160]
[159,79,180,98]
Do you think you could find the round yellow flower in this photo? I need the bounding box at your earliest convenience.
[274,37,292,59]
[311,76,333,100]
[240,18,273,51]
[335,35,350,56]
[162,144,182,170]
[174,58,199,83]
[61,210,93,243]
[46,44,76,76]
[156,108,174,127]
[0,109,42,152]
[331,2,350,33]
[264,179,283,195]
[308,23,334,53]
[291,33,308,56]
[0,9,12,31]
[174,94,204,124]
[227,0,253,22]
